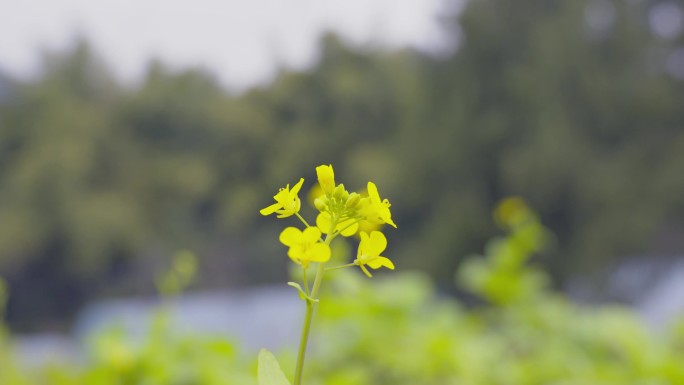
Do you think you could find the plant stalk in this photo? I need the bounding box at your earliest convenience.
[293,218,335,385]
[293,261,326,385]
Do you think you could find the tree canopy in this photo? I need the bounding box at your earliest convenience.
[1,0,684,329]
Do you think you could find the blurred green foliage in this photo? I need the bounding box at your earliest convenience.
[1,202,684,385]
[155,250,198,298]
[2,0,684,328]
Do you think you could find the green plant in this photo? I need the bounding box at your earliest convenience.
[258,164,397,385]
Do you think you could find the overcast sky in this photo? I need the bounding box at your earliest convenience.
[0,0,460,92]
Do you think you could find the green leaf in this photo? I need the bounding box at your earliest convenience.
[258,349,291,385]
[287,281,318,303]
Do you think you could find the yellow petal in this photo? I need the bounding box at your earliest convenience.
[302,226,322,243]
[274,186,290,202]
[290,178,305,196]
[366,256,394,270]
[358,219,381,234]
[276,211,293,219]
[339,220,359,237]
[305,243,331,263]
[367,182,380,203]
[357,232,367,258]
[358,232,370,256]
[276,199,300,218]
[287,246,304,262]
[316,212,333,234]
[384,215,397,228]
[260,202,281,216]
[367,231,387,255]
[378,202,397,228]
[279,227,302,247]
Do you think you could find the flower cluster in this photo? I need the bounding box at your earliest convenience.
[260,164,396,277]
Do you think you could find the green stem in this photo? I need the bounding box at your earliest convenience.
[325,263,356,272]
[295,212,311,228]
[309,260,326,302]
[302,266,310,296]
[293,219,335,385]
[294,301,313,385]
[293,258,326,385]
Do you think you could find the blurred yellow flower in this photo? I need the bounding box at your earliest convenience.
[316,164,335,195]
[260,178,304,218]
[307,184,324,209]
[280,226,331,267]
[354,231,394,277]
[359,182,397,228]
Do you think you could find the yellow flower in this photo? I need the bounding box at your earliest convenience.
[316,212,359,237]
[354,231,394,277]
[279,227,331,268]
[316,164,336,195]
[359,182,397,228]
[260,178,304,218]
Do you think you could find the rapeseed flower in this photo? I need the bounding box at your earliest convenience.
[279,226,331,268]
[354,231,394,277]
[260,178,304,218]
[359,182,397,228]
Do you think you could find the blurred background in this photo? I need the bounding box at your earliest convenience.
[1,0,684,382]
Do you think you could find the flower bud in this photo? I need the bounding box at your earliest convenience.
[314,197,328,212]
[333,184,347,200]
[346,192,361,208]
[316,164,335,195]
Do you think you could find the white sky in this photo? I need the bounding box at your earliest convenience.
[0,0,458,92]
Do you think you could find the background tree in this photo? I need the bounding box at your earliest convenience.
[1,0,684,329]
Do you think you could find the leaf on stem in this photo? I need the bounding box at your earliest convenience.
[287,282,318,303]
